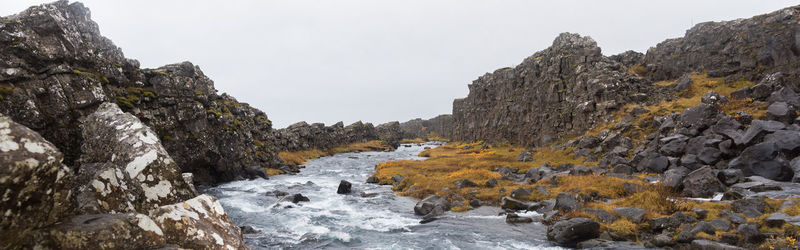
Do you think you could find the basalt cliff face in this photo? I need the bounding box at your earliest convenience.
[0,0,281,185]
[452,33,651,146]
[452,5,800,148]
[399,114,454,140]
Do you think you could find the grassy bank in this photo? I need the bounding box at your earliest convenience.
[274,140,393,175]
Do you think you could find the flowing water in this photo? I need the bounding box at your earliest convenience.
[205,142,562,249]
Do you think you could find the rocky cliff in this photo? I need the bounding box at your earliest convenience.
[274,121,379,151]
[0,0,281,185]
[399,114,453,140]
[452,5,800,148]
[452,33,651,146]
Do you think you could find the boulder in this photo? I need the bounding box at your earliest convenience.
[546,218,600,247]
[701,91,727,105]
[674,74,693,92]
[763,130,800,154]
[554,193,581,212]
[731,197,772,218]
[719,210,746,225]
[337,180,352,194]
[651,233,676,247]
[568,165,593,176]
[692,208,709,220]
[505,213,533,224]
[639,154,670,173]
[510,188,532,198]
[710,219,732,231]
[500,196,532,210]
[679,103,719,130]
[366,176,380,183]
[612,207,646,223]
[517,152,533,162]
[149,194,245,249]
[414,195,450,216]
[728,142,794,181]
[485,178,498,188]
[584,209,618,223]
[768,87,800,107]
[717,169,744,186]
[663,167,689,189]
[736,120,786,146]
[280,194,310,203]
[682,166,725,197]
[765,212,789,228]
[737,222,764,243]
[0,116,74,248]
[80,103,195,209]
[767,102,797,123]
[35,213,166,249]
[391,175,405,184]
[454,179,478,189]
[690,239,745,250]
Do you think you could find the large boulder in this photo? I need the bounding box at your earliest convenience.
[414,195,450,216]
[547,218,600,247]
[0,116,75,248]
[728,142,794,181]
[34,213,166,249]
[682,166,725,198]
[80,103,195,209]
[73,163,143,214]
[148,194,245,249]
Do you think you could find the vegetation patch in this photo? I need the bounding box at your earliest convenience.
[400,138,426,144]
[277,140,392,166]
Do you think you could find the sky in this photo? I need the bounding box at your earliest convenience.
[2,1,798,128]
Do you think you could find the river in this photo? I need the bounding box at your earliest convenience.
[204,142,562,249]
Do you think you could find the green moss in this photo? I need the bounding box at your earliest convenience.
[194,90,205,96]
[116,96,134,109]
[142,91,156,98]
[149,70,167,76]
[72,69,89,75]
[206,108,222,117]
[162,135,171,140]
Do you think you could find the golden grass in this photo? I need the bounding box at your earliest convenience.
[628,65,648,77]
[265,168,285,176]
[278,140,392,165]
[400,138,426,144]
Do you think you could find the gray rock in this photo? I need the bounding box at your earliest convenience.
[764,130,800,153]
[736,120,786,146]
[691,208,709,220]
[454,179,478,189]
[768,87,800,107]
[765,212,789,228]
[612,207,646,223]
[691,221,717,235]
[546,218,600,247]
[682,166,725,197]
[702,91,727,105]
[366,176,380,183]
[719,210,746,225]
[767,102,797,123]
[485,178,498,188]
[517,152,533,162]
[612,164,633,175]
[732,197,772,218]
[663,167,690,189]
[149,194,246,249]
[35,213,166,249]
[737,222,764,243]
[717,169,744,186]
[675,74,693,92]
[510,188,532,198]
[391,175,405,184]
[505,213,533,224]
[554,193,581,212]
[690,239,745,250]
[710,219,732,231]
[414,195,450,216]
[728,142,793,181]
[584,209,617,223]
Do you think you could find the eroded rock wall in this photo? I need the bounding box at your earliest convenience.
[400,114,453,140]
[0,0,281,185]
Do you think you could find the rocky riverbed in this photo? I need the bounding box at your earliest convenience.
[206,143,569,249]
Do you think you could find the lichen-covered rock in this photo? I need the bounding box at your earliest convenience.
[0,115,74,248]
[34,213,166,249]
[0,1,282,185]
[73,162,142,214]
[149,194,245,250]
[80,102,195,209]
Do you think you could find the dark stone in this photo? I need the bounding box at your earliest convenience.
[691,221,717,235]
[639,154,670,173]
[702,91,727,105]
[391,175,405,184]
[584,209,617,223]
[485,178,498,188]
[682,166,725,197]
[728,142,793,181]
[612,207,646,223]
[663,167,689,189]
[546,218,600,247]
[690,239,744,250]
[281,194,310,203]
[675,74,693,92]
[414,195,450,216]
[554,193,581,212]
[337,180,352,194]
[710,219,732,232]
[737,120,786,146]
[612,164,633,175]
[765,212,789,228]
[454,179,478,189]
[730,86,752,99]
[651,233,676,247]
[578,136,601,149]
[240,226,260,234]
[768,87,800,107]
[265,190,289,197]
[568,165,593,176]
[764,130,800,154]
[717,169,744,186]
[469,198,481,208]
[510,188,532,198]
[767,102,797,123]
[737,222,765,243]
[366,176,380,183]
[692,208,709,220]
[500,196,532,211]
[719,210,746,225]
[505,213,533,224]
[698,147,722,165]
[732,198,772,218]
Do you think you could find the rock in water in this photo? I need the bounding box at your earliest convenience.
[547,218,600,247]
[149,194,246,249]
[414,195,450,216]
[0,116,75,248]
[80,103,195,209]
[337,180,352,194]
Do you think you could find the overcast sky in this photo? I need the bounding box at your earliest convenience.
[3,1,797,128]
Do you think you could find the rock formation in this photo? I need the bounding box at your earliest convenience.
[273,121,378,151]
[399,114,453,140]
[0,0,281,185]
[452,33,651,147]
